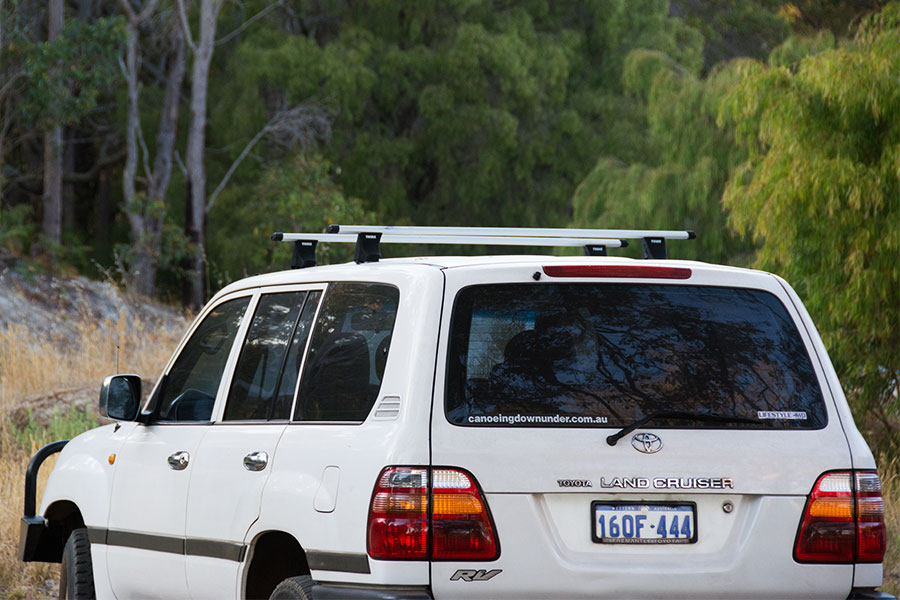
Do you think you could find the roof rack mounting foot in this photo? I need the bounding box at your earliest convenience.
[291,240,318,269]
[584,244,607,257]
[354,232,382,263]
[642,237,668,260]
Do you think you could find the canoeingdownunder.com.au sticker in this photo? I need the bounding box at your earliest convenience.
[757,411,807,420]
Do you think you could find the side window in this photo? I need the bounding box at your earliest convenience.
[156,296,250,421]
[294,283,399,422]
[224,291,319,421]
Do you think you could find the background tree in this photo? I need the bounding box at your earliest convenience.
[570,49,752,264]
[210,0,703,243]
[118,0,187,297]
[42,0,63,247]
[1,3,124,260]
[719,3,899,442]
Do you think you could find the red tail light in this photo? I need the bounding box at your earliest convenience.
[542,265,692,279]
[367,467,499,561]
[432,469,498,560]
[367,467,428,560]
[855,472,887,562]
[794,471,886,564]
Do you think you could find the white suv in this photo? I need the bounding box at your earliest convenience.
[19,226,892,599]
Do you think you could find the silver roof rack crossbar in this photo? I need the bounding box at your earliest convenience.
[271,226,696,267]
[326,225,695,261]
[326,224,695,241]
[271,232,629,267]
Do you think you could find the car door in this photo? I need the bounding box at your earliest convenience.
[105,295,251,599]
[184,288,322,599]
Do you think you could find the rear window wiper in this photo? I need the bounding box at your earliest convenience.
[606,411,759,446]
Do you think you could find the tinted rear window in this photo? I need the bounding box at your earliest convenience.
[446,284,826,429]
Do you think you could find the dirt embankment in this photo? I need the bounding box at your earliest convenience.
[0,266,189,424]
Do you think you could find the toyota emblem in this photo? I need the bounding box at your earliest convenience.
[631,433,663,454]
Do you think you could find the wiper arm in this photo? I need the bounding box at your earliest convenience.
[606,411,758,446]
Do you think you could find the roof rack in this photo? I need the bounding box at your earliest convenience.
[271,225,696,268]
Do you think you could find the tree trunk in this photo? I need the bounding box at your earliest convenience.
[183,0,221,310]
[63,126,75,229]
[119,0,180,297]
[139,31,186,297]
[121,20,147,290]
[41,0,64,246]
[94,169,111,256]
[42,127,63,244]
[149,32,186,232]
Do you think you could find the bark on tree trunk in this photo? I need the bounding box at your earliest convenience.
[183,0,221,310]
[63,126,75,229]
[42,127,63,244]
[121,20,146,286]
[118,0,171,298]
[94,169,111,256]
[41,0,64,246]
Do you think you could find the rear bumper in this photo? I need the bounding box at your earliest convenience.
[310,584,432,599]
[847,589,896,600]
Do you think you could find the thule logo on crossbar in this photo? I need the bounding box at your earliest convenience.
[450,569,502,582]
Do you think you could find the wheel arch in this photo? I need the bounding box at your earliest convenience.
[244,530,310,600]
[32,500,85,563]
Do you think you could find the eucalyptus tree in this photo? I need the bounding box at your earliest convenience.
[118,0,187,297]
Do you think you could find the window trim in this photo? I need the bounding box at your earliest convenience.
[143,291,256,424]
[213,283,328,425]
[211,284,326,424]
[442,281,830,431]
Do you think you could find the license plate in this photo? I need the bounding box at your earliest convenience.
[591,502,697,544]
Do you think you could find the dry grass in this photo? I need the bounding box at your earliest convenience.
[0,306,186,598]
[0,309,183,410]
[0,442,60,599]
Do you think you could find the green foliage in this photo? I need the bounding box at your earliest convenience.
[671,0,790,70]
[572,48,752,264]
[0,204,36,255]
[207,0,704,238]
[17,17,126,129]
[719,2,900,424]
[207,154,372,282]
[12,406,100,452]
[767,31,835,68]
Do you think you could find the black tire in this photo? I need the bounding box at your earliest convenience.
[269,575,315,600]
[58,528,95,600]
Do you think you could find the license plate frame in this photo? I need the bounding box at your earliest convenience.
[591,501,698,544]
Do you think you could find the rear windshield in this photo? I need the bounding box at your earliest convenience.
[446,284,826,429]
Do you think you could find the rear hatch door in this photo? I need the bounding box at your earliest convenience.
[430,261,854,600]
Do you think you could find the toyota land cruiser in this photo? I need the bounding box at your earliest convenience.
[19,225,892,599]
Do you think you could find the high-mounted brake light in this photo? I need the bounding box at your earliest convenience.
[367,467,499,561]
[542,265,692,279]
[794,471,886,564]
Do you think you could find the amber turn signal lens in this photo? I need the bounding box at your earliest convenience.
[108,454,116,465]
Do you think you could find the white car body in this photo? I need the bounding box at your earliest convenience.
[23,254,890,599]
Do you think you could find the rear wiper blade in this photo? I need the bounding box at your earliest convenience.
[606,411,758,446]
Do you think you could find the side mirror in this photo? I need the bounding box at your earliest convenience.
[99,375,142,421]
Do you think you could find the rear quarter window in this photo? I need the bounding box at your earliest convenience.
[446,283,827,429]
[294,282,399,422]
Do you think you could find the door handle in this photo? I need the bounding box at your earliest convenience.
[167,451,190,471]
[243,451,269,472]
